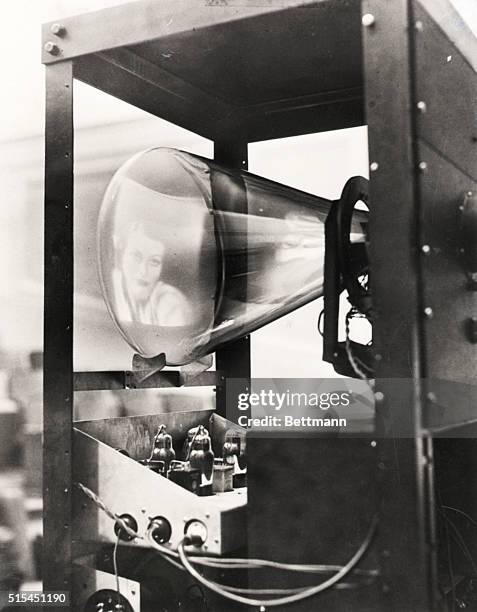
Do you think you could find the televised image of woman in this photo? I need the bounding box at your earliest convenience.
[113,222,192,327]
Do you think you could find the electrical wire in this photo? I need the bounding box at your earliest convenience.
[442,505,477,529]
[76,482,143,540]
[177,515,378,607]
[113,534,121,608]
[77,480,379,604]
[345,308,374,388]
[439,510,477,575]
[155,540,374,596]
[147,533,378,577]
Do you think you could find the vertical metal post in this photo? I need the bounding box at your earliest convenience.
[43,61,74,593]
[362,0,435,609]
[213,139,251,417]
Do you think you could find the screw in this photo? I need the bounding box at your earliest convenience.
[44,41,60,55]
[362,13,375,27]
[421,244,431,255]
[418,161,428,172]
[370,161,379,172]
[417,101,427,113]
[423,306,434,318]
[50,23,66,36]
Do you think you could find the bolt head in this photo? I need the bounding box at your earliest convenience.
[424,306,434,318]
[44,41,60,55]
[421,244,431,255]
[417,101,427,113]
[362,13,376,27]
[50,23,66,36]
[418,161,428,172]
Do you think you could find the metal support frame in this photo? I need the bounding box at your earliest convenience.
[43,60,74,593]
[213,139,251,418]
[363,0,436,609]
[41,1,476,609]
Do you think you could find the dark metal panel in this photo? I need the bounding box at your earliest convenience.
[247,437,381,611]
[416,0,477,73]
[41,0,322,64]
[362,0,435,609]
[416,141,477,430]
[214,140,251,420]
[72,53,228,142]
[43,61,74,593]
[414,2,477,183]
[241,89,364,142]
[75,410,214,460]
[128,1,362,107]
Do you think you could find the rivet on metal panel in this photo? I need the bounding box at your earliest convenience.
[370,440,377,447]
[374,391,385,403]
[418,161,428,172]
[427,392,437,404]
[362,13,375,27]
[44,41,60,55]
[370,162,379,172]
[50,23,66,37]
[447,55,452,62]
[421,244,431,255]
[468,191,474,197]
[423,306,434,318]
[382,584,391,594]
[417,101,427,113]
[415,21,424,31]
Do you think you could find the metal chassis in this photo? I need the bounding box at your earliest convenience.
[42,1,477,610]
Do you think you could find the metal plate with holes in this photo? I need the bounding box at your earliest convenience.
[414,2,477,183]
[418,141,477,388]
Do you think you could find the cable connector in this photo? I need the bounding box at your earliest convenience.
[184,520,207,547]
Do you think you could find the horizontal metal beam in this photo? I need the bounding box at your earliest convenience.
[42,0,322,64]
[239,86,364,141]
[73,51,233,140]
[74,370,219,391]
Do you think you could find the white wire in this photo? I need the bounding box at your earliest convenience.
[156,548,371,597]
[177,516,378,607]
[113,535,121,605]
[147,532,378,576]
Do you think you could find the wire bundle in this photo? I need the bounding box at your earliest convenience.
[76,481,378,608]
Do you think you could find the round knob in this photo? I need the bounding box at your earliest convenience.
[113,514,138,542]
[149,516,172,545]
